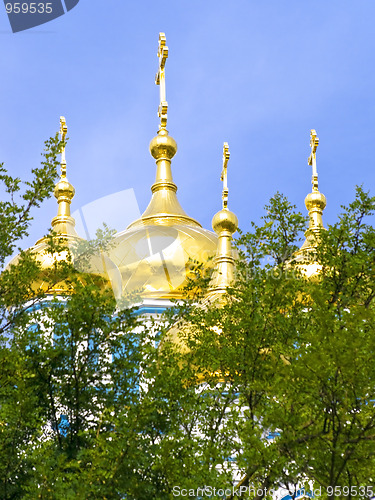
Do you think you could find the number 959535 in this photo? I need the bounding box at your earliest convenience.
[5,3,53,14]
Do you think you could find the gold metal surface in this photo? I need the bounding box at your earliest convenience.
[6,117,81,293]
[110,33,218,299]
[49,116,79,239]
[129,127,201,229]
[206,142,238,299]
[294,129,327,276]
[129,33,200,230]
[6,117,121,297]
[155,32,168,130]
[308,129,319,191]
[110,224,217,299]
[303,129,326,238]
[221,142,230,209]
[59,116,68,175]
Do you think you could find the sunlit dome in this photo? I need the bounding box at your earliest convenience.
[109,34,217,300]
[6,117,122,298]
[109,128,217,300]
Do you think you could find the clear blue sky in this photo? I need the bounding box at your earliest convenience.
[1,0,374,253]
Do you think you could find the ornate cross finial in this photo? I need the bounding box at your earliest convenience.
[155,32,169,129]
[221,142,230,209]
[59,116,68,178]
[308,129,319,191]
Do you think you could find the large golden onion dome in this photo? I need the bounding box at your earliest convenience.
[110,126,217,300]
[6,117,122,298]
[109,34,217,300]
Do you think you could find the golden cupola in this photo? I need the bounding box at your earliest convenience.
[6,117,122,297]
[110,33,217,300]
[5,117,82,294]
[294,129,327,277]
[50,117,79,240]
[205,142,238,303]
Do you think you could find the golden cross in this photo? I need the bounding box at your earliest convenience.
[155,32,169,129]
[308,129,319,190]
[59,116,68,178]
[221,142,230,209]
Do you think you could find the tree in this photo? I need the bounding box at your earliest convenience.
[1,159,375,499]
[0,135,62,330]
[0,141,171,498]
[156,188,375,498]
[2,280,146,499]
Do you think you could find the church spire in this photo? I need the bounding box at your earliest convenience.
[128,32,200,229]
[51,116,78,237]
[295,129,327,264]
[304,129,326,235]
[207,143,238,296]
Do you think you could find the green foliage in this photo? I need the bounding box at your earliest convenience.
[0,135,61,266]
[158,188,375,497]
[0,134,63,336]
[1,160,374,499]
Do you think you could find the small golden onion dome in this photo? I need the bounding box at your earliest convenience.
[293,129,326,278]
[6,178,122,297]
[205,142,238,301]
[206,208,238,302]
[164,142,239,374]
[54,176,75,199]
[5,117,122,298]
[6,238,123,298]
[50,176,76,237]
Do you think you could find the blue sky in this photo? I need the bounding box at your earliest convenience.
[1,0,374,254]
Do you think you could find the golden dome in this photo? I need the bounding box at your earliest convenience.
[110,223,217,300]
[110,126,217,300]
[6,117,122,298]
[208,207,238,298]
[109,34,217,300]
